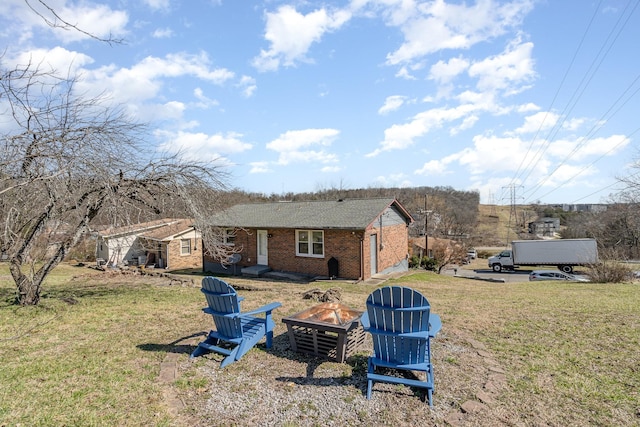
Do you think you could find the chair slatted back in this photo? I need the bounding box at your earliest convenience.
[201,276,242,338]
[366,286,431,364]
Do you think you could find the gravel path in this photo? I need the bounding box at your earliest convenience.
[168,327,510,426]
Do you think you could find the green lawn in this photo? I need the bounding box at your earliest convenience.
[0,264,638,425]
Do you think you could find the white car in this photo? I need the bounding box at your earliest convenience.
[528,270,589,282]
[467,248,477,259]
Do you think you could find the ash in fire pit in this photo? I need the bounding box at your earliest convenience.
[291,302,360,326]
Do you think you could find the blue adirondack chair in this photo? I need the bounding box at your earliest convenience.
[190,277,282,367]
[361,286,442,406]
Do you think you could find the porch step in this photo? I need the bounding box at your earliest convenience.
[241,264,272,277]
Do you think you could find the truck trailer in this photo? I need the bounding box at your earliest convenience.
[488,238,598,273]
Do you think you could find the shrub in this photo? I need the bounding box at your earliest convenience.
[477,249,494,259]
[409,256,437,271]
[423,257,438,272]
[586,248,634,283]
[587,261,633,283]
[409,255,421,268]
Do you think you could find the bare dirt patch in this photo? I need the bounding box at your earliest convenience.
[166,276,516,426]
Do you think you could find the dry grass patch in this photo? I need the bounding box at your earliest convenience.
[1,264,639,426]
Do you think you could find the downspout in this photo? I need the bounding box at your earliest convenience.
[359,232,364,281]
[201,237,205,273]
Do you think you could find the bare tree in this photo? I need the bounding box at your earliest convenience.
[23,0,123,44]
[0,60,228,305]
[423,190,478,239]
[431,239,466,274]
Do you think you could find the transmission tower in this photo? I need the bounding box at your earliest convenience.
[487,191,497,216]
[502,184,523,247]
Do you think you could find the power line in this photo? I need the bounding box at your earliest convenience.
[569,164,640,204]
[523,79,640,202]
[510,0,604,187]
[509,0,640,202]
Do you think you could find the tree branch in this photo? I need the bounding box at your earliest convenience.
[25,0,124,45]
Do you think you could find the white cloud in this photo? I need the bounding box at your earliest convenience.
[252,5,352,71]
[547,135,630,161]
[152,27,174,38]
[450,114,479,135]
[144,0,171,11]
[42,3,129,43]
[368,34,539,158]
[468,37,536,94]
[373,173,413,188]
[428,56,469,84]
[414,159,451,175]
[516,103,540,113]
[395,66,417,80]
[249,161,272,174]
[367,103,479,157]
[267,128,340,165]
[514,111,559,134]
[562,118,586,131]
[80,52,234,104]
[385,0,534,65]
[238,75,257,98]
[156,130,252,161]
[378,95,407,115]
[321,165,342,173]
[130,101,186,123]
[10,47,94,74]
[532,163,599,192]
[276,150,339,166]
[267,128,339,151]
[193,88,219,109]
[457,134,537,176]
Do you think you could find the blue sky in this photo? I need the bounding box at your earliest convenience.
[1,0,638,204]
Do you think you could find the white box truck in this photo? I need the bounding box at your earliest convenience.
[488,238,598,273]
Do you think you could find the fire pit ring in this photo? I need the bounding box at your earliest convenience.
[282,302,366,363]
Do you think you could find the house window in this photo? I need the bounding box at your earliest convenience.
[180,239,191,255]
[224,229,236,245]
[296,230,324,257]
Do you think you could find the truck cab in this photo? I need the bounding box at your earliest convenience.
[488,250,515,272]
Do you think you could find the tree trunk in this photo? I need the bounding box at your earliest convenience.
[10,262,41,306]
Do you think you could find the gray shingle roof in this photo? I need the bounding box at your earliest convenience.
[96,218,190,238]
[209,198,412,230]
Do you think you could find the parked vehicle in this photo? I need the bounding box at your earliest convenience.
[488,238,598,273]
[529,270,590,282]
[467,248,477,259]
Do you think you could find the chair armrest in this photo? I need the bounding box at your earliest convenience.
[242,301,282,316]
[360,312,370,330]
[367,328,431,339]
[429,314,442,337]
[203,307,241,318]
[201,289,236,298]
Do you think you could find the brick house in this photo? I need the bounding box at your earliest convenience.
[95,218,202,270]
[203,198,413,281]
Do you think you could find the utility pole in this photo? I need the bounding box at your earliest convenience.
[419,194,432,260]
[425,195,428,259]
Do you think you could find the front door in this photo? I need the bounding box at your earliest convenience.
[257,230,268,265]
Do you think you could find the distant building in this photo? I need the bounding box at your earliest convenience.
[95,218,202,270]
[528,217,560,237]
[561,204,608,213]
